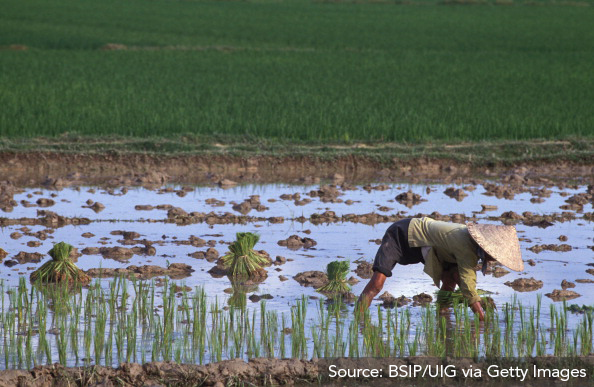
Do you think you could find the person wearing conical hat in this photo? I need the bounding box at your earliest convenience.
[358,217,523,320]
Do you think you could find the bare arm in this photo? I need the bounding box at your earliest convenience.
[357,271,387,313]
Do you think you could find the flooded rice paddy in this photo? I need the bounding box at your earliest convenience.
[0,177,592,368]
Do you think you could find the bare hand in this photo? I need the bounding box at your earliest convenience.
[470,301,485,321]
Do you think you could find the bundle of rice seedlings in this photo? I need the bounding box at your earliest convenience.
[436,289,495,310]
[30,242,91,286]
[221,232,269,277]
[316,260,351,295]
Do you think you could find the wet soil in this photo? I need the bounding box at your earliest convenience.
[354,262,373,279]
[379,291,411,308]
[504,278,544,292]
[527,244,572,253]
[1,152,593,187]
[561,279,576,290]
[2,356,592,387]
[85,264,194,280]
[545,289,582,301]
[278,235,317,250]
[412,292,433,306]
[294,271,328,289]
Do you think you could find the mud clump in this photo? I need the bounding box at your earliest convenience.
[561,192,592,211]
[561,280,576,290]
[280,193,300,201]
[189,247,220,262]
[111,230,141,240]
[482,183,517,199]
[379,292,410,308]
[11,252,44,265]
[248,294,273,303]
[395,190,425,207]
[82,245,155,262]
[277,235,317,250]
[575,279,594,284]
[22,210,91,228]
[86,263,193,280]
[500,211,523,221]
[528,244,572,253]
[173,235,206,247]
[294,271,328,289]
[97,247,134,261]
[480,204,498,212]
[444,187,467,201]
[82,201,105,213]
[167,207,189,218]
[504,277,543,292]
[205,198,225,207]
[36,198,55,207]
[363,184,390,192]
[294,198,312,206]
[492,267,510,278]
[13,248,80,265]
[412,292,433,306]
[354,262,373,279]
[545,289,581,301]
[232,195,267,214]
[0,182,21,212]
[308,185,342,203]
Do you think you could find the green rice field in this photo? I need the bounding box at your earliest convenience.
[1,0,593,143]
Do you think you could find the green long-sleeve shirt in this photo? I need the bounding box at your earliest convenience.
[408,217,482,305]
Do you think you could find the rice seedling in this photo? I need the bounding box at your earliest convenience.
[2,0,594,147]
[316,261,350,297]
[221,233,269,278]
[1,273,593,369]
[30,242,90,286]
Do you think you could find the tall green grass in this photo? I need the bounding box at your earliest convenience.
[1,0,593,142]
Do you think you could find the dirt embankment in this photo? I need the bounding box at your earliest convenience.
[0,152,592,187]
[1,357,593,387]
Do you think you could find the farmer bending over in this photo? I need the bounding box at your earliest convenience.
[358,217,523,321]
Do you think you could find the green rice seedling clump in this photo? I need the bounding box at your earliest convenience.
[30,242,91,285]
[566,304,594,314]
[317,260,351,296]
[436,289,494,309]
[221,232,269,277]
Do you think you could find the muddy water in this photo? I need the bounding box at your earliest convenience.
[0,181,593,364]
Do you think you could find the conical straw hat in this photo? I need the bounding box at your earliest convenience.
[467,223,524,272]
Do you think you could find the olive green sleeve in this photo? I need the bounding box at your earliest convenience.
[457,255,481,306]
